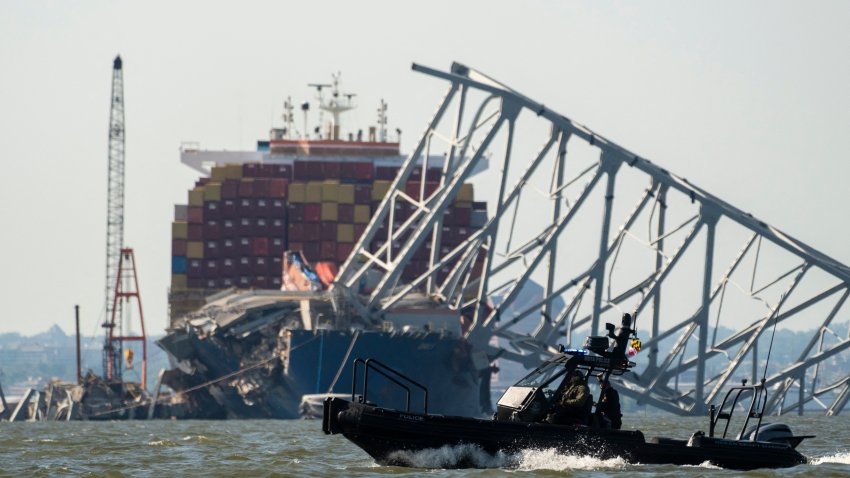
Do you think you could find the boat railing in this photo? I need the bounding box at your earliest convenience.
[351,358,429,414]
[709,379,767,440]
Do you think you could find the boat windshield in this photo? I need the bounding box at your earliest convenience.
[515,360,568,388]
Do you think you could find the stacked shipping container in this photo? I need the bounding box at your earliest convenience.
[169,160,485,321]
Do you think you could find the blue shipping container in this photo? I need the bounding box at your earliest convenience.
[172,255,188,274]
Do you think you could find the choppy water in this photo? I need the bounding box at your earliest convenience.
[1,415,848,477]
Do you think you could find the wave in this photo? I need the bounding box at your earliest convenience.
[515,448,629,471]
[383,444,629,470]
[811,451,850,465]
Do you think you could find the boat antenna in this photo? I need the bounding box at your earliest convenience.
[761,299,784,383]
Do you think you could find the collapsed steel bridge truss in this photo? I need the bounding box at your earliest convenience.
[335,62,850,416]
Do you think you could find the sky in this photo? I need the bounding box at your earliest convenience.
[1,1,849,337]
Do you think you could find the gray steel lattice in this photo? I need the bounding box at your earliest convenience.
[334,62,850,416]
[104,56,125,378]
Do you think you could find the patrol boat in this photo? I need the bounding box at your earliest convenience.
[322,318,812,470]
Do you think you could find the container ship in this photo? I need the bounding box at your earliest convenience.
[157,77,494,419]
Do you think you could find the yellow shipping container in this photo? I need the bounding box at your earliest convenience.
[210,166,228,182]
[372,180,391,201]
[171,274,188,290]
[289,182,306,203]
[204,182,222,201]
[457,183,474,202]
[337,223,354,243]
[321,202,339,221]
[188,187,205,206]
[172,221,188,239]
[321,180,340,202]
[187,241,204,258]
[224,163,243,180]
[338,184,355,204]
[306,182,323,203]
[354,204,371,224]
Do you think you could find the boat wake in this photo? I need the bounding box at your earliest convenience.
[385,443,514,468]
[515,448,629,471]
[384,444,628,470]
[811,451,850,465]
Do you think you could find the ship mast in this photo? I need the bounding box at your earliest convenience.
[316,73,356,140]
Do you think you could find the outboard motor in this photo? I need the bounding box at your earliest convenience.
[739,422,809,449]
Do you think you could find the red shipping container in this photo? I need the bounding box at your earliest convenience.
[321,161,341,179]
[204,201,221,220]
[237,237,253,255]
[253,237,269,256]
[188,206,203,224]
[252,276,269,289]
[221,179,239,199]
[354,161,374,180]
[239,179,255,197]
[288,223,304,242]
[221,199,237,218]
[254,217,270,236]
[204,240,220,259]
[254,256,269,275]
[338,204,354,223]
[320,241,337,260]
[426,167,442,182]
[187,258,203,278]
[409,167,422,180]
[302,242,321,260]
[353,224,367,241]
[288,203,304,222]
[320,222,337,241]
[269,178,288,198]
[337,243,354,262]
[172,239,187,256]
[304,203,321,222]
[288,241,304,253]
[303,222,321,241]
[188,223,203,241]
[242,162,261,178]
[354,184,372,203]
[253,178,272,197]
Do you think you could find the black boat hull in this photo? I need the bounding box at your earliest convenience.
[323,398,807,470]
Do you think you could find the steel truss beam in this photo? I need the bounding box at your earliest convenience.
[333,62,850,415]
